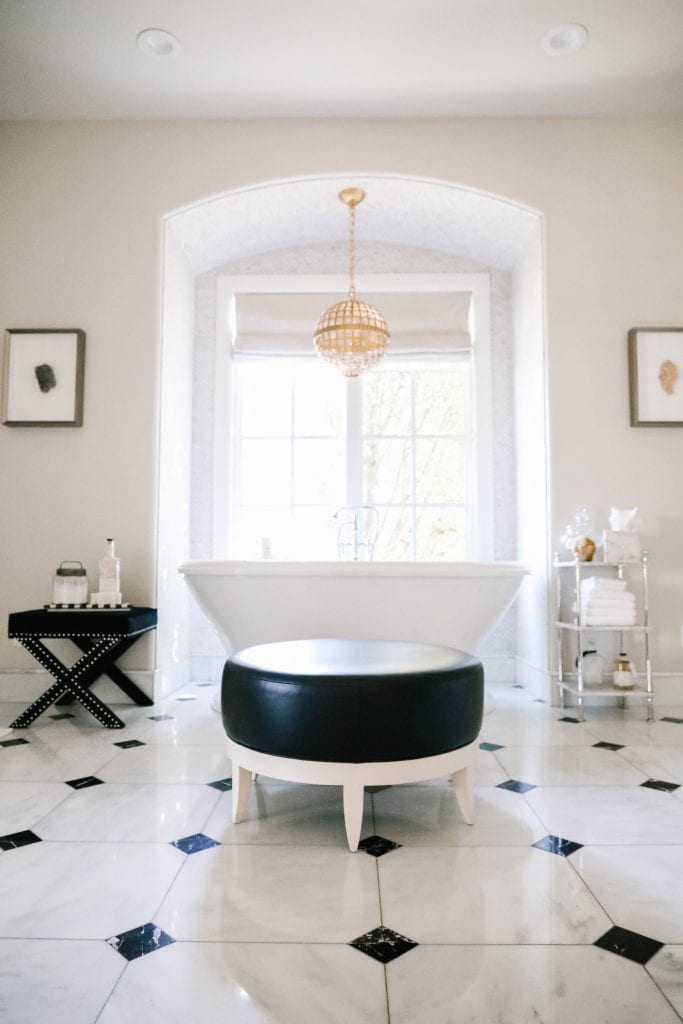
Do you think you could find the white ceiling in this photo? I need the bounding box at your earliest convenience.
[1,0,682,120]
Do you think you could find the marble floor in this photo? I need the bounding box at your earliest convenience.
[1,679,683,1023]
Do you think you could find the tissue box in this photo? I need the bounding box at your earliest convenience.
[602,530,641,564]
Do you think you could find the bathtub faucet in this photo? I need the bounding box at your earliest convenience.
[333,505,379,561]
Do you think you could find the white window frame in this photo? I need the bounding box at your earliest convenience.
[213,273,493,560]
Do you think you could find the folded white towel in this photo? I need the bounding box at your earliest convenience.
[580,611,637,626]
[580,577,628,593]
[582,594,636,609]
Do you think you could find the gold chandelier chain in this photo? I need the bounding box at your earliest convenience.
[348,200,356,298]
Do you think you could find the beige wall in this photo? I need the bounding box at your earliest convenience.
[1,117,682,677]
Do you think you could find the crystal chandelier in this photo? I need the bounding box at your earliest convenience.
[313,188,390,377]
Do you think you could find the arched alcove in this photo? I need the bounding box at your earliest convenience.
[157,174,548,696]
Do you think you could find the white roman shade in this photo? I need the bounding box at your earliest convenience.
[232,291,472,357]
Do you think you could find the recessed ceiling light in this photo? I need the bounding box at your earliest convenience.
[137,28,180,59]
[542,23,588,57]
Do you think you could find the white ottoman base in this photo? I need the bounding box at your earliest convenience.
[226,735,479,852]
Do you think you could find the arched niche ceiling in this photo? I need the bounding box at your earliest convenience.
[166,175,541,277]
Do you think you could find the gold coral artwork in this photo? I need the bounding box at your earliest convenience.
[629,328,683,426]
[658,359,679,396]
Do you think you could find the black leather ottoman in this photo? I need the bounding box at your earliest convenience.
[221,638,484,851]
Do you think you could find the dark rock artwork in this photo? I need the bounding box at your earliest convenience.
[34,363,57,393]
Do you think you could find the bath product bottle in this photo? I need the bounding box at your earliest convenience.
[91,538,123,607]
[613,652,635,690]
[581,643,603,685]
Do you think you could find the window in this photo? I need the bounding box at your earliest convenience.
[215,274,493,561]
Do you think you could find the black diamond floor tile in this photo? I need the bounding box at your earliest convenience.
[65,775,104,790]
[148,714,174,721]
[171,833,220,855]
[358,835,401,857]
[660,716,683,724]
[175,695,198,702]
[0,829,42,851]
[350,926,418,964]
[512,684,525,689]
[533,698,546,703]
[0,737,30,748]
[480,741,504,752]
[532,834,583,857]
[107,922,176,961]
[497,779,537,794]
[113,739,146,749]
[48,713,76,721]
[594,925,664,965]
[208,777,233,792]
[593,741,625,751]
[641,778,680,793]
[195,682,214,687]
[558,716,581,724]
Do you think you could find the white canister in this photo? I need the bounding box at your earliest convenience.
[52,561,89,605]
[580,643,603,685]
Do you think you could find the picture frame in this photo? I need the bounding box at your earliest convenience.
[628,327,683,426]
[2,328,86,426]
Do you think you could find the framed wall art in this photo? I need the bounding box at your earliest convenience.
[628,327,683,427]
[2,328,86,426]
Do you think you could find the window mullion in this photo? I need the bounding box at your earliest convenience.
[347,379,363,506]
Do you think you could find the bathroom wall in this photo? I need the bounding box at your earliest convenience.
[1,118,681,697]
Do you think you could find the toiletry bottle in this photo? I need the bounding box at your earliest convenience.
[613,652,635,690]
[91,538,122,606]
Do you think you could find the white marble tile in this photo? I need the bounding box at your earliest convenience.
[0,737,117,782]
[525,785,683,845]
[378,846,611,944]
[98,940,388,1024]
[155,844,380,942]
[0,841,183,939]
[99,743,232,784]
[580,714,683,748]
[0,938,124,1024]
[618,745,683,783]
[203,780,373,846]
[387,944,682,1024]
[372,784,547,846]
[0,781,70,834]
[134,702,226,746]
[648,946,683,1018]
[573,845,683,943]
[37,782,220,843]
[479,716,596,747]
[494,744,647,786]
[471,746,509,785]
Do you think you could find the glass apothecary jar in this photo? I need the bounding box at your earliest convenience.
[52,561,88,605]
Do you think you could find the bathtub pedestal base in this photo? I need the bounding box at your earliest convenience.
[227,737,478,852]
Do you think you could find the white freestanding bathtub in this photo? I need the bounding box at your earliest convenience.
[177,560,529,655]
